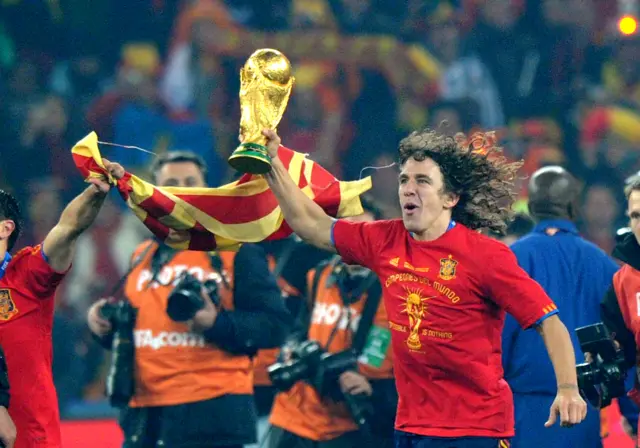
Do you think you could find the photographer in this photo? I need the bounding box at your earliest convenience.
[87,151,292,448]
[267,207,397,448]
[597,176,640,441]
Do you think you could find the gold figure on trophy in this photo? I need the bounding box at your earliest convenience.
[402,290,429,351]
[228,49,295,174]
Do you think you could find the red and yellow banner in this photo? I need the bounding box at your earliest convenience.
[72,132,371,251]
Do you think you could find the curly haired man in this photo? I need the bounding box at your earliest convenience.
[260,127,587,448]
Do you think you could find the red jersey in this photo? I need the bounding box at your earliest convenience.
[0,245,68,447]
[332,219,557,438]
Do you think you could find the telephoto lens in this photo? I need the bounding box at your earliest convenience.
[166,273,207,322]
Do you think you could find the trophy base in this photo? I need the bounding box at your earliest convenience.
[228,142,273,175]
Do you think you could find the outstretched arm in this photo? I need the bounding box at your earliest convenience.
[262,129,336,253]
[43,161,124,272]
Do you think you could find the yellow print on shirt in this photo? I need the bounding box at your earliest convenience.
[438,255,458,281]
[399,288,433,351]
[0,289,18,321]
[385,273,431,287]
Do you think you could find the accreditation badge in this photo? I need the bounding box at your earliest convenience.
[358,326,392,368]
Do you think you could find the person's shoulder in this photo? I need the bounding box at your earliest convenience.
[369,219,406,243]
[13,243,56,265]
[6,245,53,280]
[337,218,403,237]
[132,239,156,259]
[615,263,635,283]
[508,232,540,253]
[367,218,404,233]
[12,245,43,260]
[234,243,264,262]
[462,227,510,254]
[342,218,399,228]
[575,235,614,257]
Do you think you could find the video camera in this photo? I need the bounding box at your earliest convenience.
[100,300,137,408]
[166,272,220,322]
[575,323,628,408]
[267,341,374,430]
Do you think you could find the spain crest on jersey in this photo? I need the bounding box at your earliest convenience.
[0,289,18,321]
[438,255,458,281]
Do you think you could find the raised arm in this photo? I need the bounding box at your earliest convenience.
[43,160,124,272]
[262,129,336,253]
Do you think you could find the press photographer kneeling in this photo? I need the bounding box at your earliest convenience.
[266,211,397,448]
[86,152,291,448]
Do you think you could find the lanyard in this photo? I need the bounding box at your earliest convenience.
[0,253,11,281]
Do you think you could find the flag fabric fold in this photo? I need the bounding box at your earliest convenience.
[72,132,372,251]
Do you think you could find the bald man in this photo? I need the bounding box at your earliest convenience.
[502,167,622,447]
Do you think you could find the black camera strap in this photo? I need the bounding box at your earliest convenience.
[305,257,382,356]
[107,241,157,299]
[350,274,381,356]
[272,237,299,279]
[297,259,332,337]
[208,251,230,290]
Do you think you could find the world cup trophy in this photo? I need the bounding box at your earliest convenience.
[228,49,295,174]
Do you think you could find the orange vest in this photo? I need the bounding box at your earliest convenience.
[269,263,393,441]
[613,264,640,438]
[125,241,253,408]
[252,255,301,387]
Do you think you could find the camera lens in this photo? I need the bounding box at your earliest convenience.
[268,361,312,392]
[577,362,597,389]
[167,274,206,322]
[99,302,116,321]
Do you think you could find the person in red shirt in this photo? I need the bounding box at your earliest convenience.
[0,346,16,448]
[0,159,123,448]
[257,127,587,447]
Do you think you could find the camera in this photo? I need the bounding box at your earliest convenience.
[575,323,627,408]
[100,300,137,408]
[267,340,324,392]
[268,343,373,430]
[166,272,220,322]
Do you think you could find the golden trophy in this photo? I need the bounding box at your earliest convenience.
[228,49,295,174]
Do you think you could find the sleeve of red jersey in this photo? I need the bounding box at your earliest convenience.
[483,242,558,329]
[24,244,69,298]
[331,219,385,270]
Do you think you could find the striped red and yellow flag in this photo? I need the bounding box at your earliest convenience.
[72,132,372,251]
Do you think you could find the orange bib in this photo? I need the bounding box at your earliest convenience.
[125,241,253,408]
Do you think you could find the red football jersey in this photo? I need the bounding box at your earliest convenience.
[0,245,68,448]
[332,219,557,438]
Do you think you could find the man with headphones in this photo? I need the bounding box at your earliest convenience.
[87,151,292,448]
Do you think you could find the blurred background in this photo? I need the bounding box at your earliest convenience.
[0,0,638,446]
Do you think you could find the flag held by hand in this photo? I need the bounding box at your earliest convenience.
[71,132,372,251]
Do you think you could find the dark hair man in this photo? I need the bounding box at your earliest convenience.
[504,166,620,448]
[0,163,119,447]
[87,151,292,448]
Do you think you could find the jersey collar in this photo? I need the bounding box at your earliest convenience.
[410,220,456,240]
[0,253,12,281]
[533,219,578,235]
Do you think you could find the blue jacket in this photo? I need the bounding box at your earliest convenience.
[504,219,619,395]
